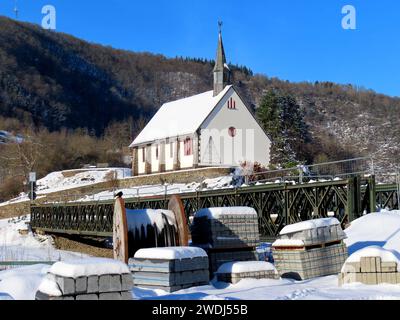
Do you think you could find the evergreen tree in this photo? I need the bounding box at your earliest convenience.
[256,90,311,166]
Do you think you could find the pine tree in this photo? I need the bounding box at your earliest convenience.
[256,90,311,167]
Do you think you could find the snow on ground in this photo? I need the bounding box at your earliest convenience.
[0,215,88,262]
[344,210,400,255]
[36,167,132,194]
[133,276,400,300]
[2,210,400,300]
[76,175,234,202]
[0,167,132,206]
[0,264,50,300]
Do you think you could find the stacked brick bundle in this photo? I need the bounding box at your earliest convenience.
[272,218,348,280]
[35,258,133,300]
[129,247,209,293]
[216,261,279,284]
[191,207,260,274]
[339,246,400,286]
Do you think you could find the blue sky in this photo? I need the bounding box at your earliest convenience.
[1,0,399,97]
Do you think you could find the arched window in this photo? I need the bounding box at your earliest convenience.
[184,137,193,156]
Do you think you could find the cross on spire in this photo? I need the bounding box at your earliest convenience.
[218,21,223,34]
[213,21,230,96]
[14,0,19,19]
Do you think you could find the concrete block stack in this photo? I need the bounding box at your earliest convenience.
[216,261,279,284]
[272,218,348,280]
[339,246,400,286]
[191,207,260,274]
[129,247,209,293]
[35,258,133,300]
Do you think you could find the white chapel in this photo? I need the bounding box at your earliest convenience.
[129,27,271,176]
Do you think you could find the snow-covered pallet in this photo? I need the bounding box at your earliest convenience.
[272,242,348,280]
[130,247,210,293]
[133,270,209,287]
[129,256,208,273]
[191,207,260,249]
[35,258,133,300]
[339,246,400,286]
[278,218,347,247]
[216,261,279,284]
[208,249,259,274]
[272,218,348,280]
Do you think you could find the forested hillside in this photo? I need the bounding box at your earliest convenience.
[0,16,399,200]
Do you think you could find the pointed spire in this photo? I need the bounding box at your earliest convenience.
[213,21,230,96]
[213,21,226,73]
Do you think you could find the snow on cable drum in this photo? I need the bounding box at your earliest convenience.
[125,209,178,257]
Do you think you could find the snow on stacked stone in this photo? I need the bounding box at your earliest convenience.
[35,258,133,300]
[216,261,279,284]
[191,207,259,249]
[272,218,348,280]
[191,207,260,274]
[129,247,209,293]
[339,246,400,286]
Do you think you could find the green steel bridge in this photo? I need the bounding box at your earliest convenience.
[30,175,399,241]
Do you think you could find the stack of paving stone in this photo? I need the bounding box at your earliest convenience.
[191,207,260,274]
[35,258,133,300]
[216,261,279,284]
[339,246,400,286]
[272,218,348,280]
[129,247,209,293]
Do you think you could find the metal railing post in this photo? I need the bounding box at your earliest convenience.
[368,175,376,214]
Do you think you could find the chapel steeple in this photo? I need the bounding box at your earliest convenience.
[213,21,231,96]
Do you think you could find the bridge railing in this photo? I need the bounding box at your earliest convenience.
[245,157,374,184]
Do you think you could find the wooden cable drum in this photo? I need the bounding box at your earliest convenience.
[113,195,189,263]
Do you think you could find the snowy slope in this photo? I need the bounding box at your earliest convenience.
[344,210,400,255]
[0,215,87,262]
[36,168,132,194]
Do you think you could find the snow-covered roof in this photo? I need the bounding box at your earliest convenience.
[130,85,233,146]
[279,218,340,236]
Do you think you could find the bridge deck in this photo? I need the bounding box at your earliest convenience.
[30,177,399,239]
